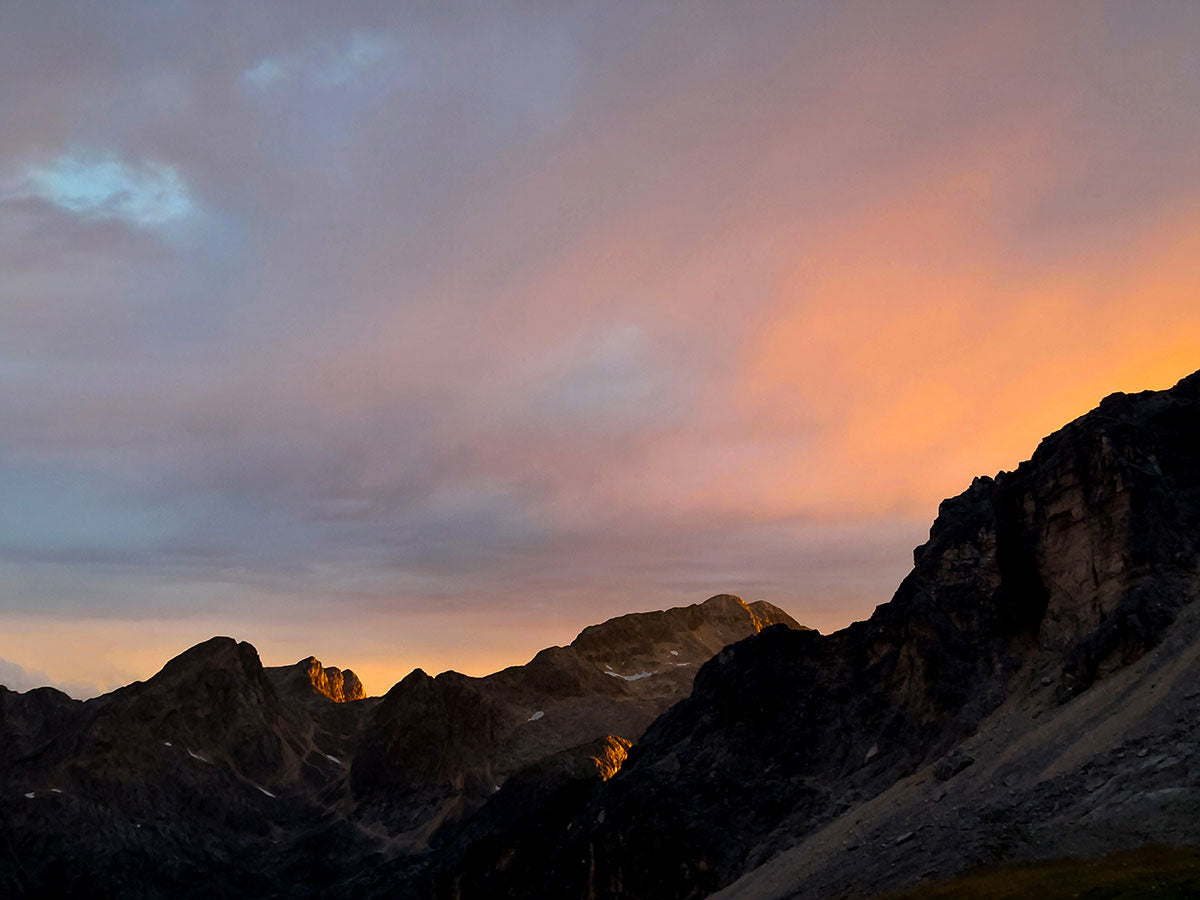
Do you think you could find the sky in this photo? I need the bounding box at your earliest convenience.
[2,2,1200,698]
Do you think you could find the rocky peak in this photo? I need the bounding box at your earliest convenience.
[117,636,277,711]
[268,656,366,702]
[569,592,802,680]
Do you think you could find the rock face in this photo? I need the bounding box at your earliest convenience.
[518,369,1200,900]
[266,656,366,702]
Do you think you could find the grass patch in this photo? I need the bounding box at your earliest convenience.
[878,846,1200,899]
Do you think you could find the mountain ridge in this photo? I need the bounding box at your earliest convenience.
[0,591,797,898]
[4,369,1200,898]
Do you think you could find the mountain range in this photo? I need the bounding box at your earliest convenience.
[3,369,1200,898]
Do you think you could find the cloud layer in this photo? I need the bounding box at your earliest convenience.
[3,2,1200,693]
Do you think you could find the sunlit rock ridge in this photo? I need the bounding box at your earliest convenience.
[266,656,366,703]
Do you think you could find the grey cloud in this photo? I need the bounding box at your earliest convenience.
[0,657,54,692]
[1,0,1199,669]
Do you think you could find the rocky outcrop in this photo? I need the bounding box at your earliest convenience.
[267,656,366,702]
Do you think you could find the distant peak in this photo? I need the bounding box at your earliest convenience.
[567,593,807,677]
[266,655,365,702]
[701,593,746,606]
[156,636,262,680]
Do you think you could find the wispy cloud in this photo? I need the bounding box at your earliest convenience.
[241,57,286,90]
[314,33,395,87]
[240,32,397,93]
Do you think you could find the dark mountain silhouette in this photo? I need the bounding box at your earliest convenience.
[0,595,792,898]
[3,369,1200,899]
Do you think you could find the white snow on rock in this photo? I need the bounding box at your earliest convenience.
[163,741,172,747]
[675,663,689,667]
[670,650,679,656]
[528,710,544,721]
[605,670,653,681]
[187,749,210,764]
[604,664,613,671]
[257,786,276,798]
[24,792,34,799]
[50,788,63,794]
[325,754,342,765]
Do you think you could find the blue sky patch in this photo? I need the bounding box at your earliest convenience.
[25,153,194,228]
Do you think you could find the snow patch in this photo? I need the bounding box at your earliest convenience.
[604,664,613,671]
[256,786,276,798]
[528,710,544,721]
[675,663,689,667]
[163,741,172,747]
[24,792,34,799]
[670,650,679,656]
[605,670,653,681]
[325,754,342,765]
[187,749,210,764]
[50,788,63,794]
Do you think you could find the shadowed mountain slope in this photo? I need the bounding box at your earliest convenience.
[349,593,799,849]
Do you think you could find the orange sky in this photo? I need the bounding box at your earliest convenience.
[2,3,1199,696]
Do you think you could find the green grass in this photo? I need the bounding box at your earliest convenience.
[878,846,1200,899]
